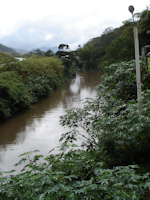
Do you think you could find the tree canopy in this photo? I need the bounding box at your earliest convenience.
[58,44,70,50]
[77,8,150,70]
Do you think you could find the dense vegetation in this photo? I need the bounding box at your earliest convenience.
[24,44,80,71]
[77,8,150,70]
[0,6,150,200]
[0,56,75,121]
[0,52,17,65]
[0,58,150,199]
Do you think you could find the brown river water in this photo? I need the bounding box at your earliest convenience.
[0,70,102,173]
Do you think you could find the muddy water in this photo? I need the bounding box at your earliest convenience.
[0,70,101,172]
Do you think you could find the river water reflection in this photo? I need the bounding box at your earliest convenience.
[0,70,101,172]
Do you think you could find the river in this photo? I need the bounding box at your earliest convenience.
[0,70,101,173]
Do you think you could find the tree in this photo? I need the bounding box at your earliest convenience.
[58,44,70,50]
[78,27,123,69]
[103,37,134,65]
[77,43,94,69]
[102,26,114,35]
[28,49,45,57]
[45,49,53,57]
[77,8,150,70]
[138,8,150,48]
[120,20,134,38]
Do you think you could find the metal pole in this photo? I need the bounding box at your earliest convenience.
[128,5,142,102]
[133,26,142,101]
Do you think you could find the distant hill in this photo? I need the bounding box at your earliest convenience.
[14,48,29,55]
[0,44,64,56]
[39,46,59,53]
[0,44,18,55]
[49,46,59,53]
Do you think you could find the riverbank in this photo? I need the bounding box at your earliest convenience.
[1,61,150,199]
[0,70,101,173]
[0,56,75,121]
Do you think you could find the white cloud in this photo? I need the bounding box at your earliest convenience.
[0,0,149,50]
[45,34,53,40]
[29,28,35,34]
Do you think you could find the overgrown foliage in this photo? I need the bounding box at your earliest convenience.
[0,150,150,200]
[0,56,75,121]
[0,60,150,199]
[103,37,134,65]
[78,8,150,70]
[59,61,150,167]
[56,44,80,72]
[0,71,32,119]
[0,52,17,65]
[1,8,150,199]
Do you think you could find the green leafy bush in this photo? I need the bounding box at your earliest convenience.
[0,150,150,199]
[102,37,134,65]
[59,61,150,168]
[1,60,150,199]
[0,56,74,121]
[25,75,53,102]
[0,71,32,119]
[0,56,65,78]
[0,52,17,65]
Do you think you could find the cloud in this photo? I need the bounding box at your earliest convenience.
[0,0,149,50]
[0,15,93,50]
[45,34,53,40]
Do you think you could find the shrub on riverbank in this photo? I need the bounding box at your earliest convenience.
[0,150,150,200]
[60,61,150,167]
[0,56,75,121]
[0,52,17,65]
[0,71,32,119]
[1,60,150,199]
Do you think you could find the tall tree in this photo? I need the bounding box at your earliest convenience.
[58,44,70,50]
[138,8,150,48]
[45,49,53,57]
[103,37,134,65]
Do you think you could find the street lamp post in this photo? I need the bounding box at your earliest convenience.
[128,5,142,102]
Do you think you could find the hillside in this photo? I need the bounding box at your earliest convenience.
[39,46,59,53]
[78,8,150,70]
[0,43,18,55]
[14,48,29,55]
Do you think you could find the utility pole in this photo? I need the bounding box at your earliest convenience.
[128,5,142,102]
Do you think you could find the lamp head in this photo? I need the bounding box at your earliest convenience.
[128,5,134,14]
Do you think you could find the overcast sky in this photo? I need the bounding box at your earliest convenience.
[0,0,149,51]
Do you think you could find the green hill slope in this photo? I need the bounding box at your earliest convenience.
[78,8,150,70]
[0,43,18,55]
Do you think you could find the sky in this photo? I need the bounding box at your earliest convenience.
[0,0,149,51]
